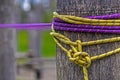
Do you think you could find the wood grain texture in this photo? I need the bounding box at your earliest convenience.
[56,0,120,80]
[0,0,16,80]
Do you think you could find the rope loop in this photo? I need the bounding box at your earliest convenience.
[69,52,91,68]
[50,32,77,45]
[51,12,120,80]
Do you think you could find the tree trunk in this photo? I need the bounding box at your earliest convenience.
[0,0,16,80]
[56,0,120,80]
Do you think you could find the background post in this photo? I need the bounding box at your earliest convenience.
[56,0,120,80]
[0,0,16,80]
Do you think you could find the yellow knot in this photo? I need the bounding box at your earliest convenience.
[69,52,91,68]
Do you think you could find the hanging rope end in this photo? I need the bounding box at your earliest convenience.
[53,12,59,17]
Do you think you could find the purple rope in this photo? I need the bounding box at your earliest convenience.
[0,23,51,30]
[54,20,120,34]
[53,13,120,34]
[87,13,120,19]
[0,13,119,32]
[54,22,120,30]
[54,26,120,34]
[54,13,120,23]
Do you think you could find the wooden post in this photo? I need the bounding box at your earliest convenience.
[29,30,42,80]
[56,0,120,80]
[27,3,44,80]
[0,0,16,80]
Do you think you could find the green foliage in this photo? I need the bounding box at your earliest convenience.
[43,11,53,22]
[42,30,56,57]
[17,30,29,52]
[17,30,56,57]
[17,11,56,58]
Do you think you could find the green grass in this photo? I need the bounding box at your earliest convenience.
[17,30,29,52]
[17,30,56,57]
[43,11,53,22]
[17,10,56,57]
[42,30,56,57]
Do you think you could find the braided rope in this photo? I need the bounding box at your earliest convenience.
[54,26,120,34]
[53,12,120,26]
[54,20,120,30]
[51,12,120,80]
[0,23,51,30]
[53,13,120,34]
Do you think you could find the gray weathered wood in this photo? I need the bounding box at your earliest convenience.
[29,30,41,58]
[27,3,44,80]
[0,0,16,80]
[56,0,120,80]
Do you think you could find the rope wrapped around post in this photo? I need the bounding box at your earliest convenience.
[51,12,120,80]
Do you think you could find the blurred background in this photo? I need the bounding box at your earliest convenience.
[14,0,56,80]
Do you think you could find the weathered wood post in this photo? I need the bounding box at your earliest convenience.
[29,30,42,80]
[56,0,120,80]
[27,3,44,80]
[0,0,16,80]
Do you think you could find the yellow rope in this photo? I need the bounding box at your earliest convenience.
[51,12,120,80]
[53,12,120,26]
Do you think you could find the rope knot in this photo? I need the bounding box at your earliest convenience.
[69,52,91,68]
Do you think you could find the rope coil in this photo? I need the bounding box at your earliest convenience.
[53,14,120,34]
[51,12,120,80]
[53,12,120,26]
